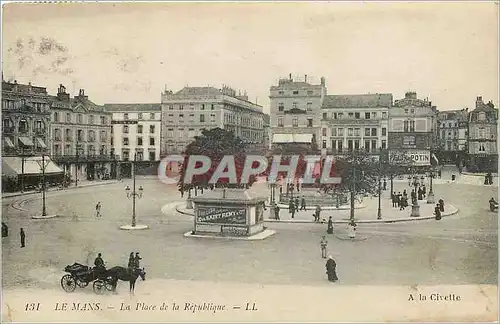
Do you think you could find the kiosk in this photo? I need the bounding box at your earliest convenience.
[192,188,267,237]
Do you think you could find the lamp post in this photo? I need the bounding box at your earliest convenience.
[427,169,435,204]
[34,153,50,217]
[75,142,81,187]
[377,148,382,220]
[122,153,146,229]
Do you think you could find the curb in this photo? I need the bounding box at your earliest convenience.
[31,214,58,219]
[2,181,120,199]
[174,204,459,224]
[275,203,365,210]
[183,229,276,241]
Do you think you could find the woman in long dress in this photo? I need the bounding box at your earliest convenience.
[348,220,356,239]
[325,256,338,282]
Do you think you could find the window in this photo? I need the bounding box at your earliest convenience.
[322,140,327,149]
[372,112,377,118]
[348,128,353,136]
[122,150,130,160]
[348,113,354,118]
[278,117,284,127]
[293,90,299,95]
[179,114,184,118]
[322,112,327,119]
[100,116,106,125]
[410,121,415,132]
[292,102,297,109]
[371,140,377,151]
[210,114,216,123]
[382,127,387,136]
[149,137,155,145]
[478,127,485,138]
[381,140,386,149]
[354,140,360,150]
[365,128,370,136]
[123,137,129,146]
[371,128,377,136]
[137,137,143,146]
[211,104,215,110]
[404,109,409,114]
[292,118,298,127]
[338,113,343,119]
[188,128,195,138]
[123,125,129,133]
[201,104,205,110]
[167,128,174,137]
[54,112,59,122]
[54,129,61,141]
[338,141,343,153]
[278,91,284,95]
[88,130,95,142]
[365,140,371,152]
[200,114,205,123]
[307,90,313,95]
[307,119,313,127]
[179,105,184,110]
[348,140,353,151]
[331,128,337,136]
[382,112,387,119]
[66,129,72,141]
[168,105,173,110]
[307,102,312,111]
[278,103,284,111]
[149,151,156,161]
[150,125,155,133]
[333,113,338,120]
[124,113,129,120]
[355,112,360,119]
[77,129,84,141]
[354,128,360,136]
[403,136,416,146]
[137,125,143,133]
[100,130,107,142]
[365,112,370,119]
[138,113,143,120]
[410,109,415,114]
[322,128,327,136]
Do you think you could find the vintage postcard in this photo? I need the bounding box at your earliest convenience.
[1,1,498,322]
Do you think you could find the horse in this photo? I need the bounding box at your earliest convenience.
[105,266,146,295]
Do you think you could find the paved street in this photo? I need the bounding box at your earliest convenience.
[2,173,497,291]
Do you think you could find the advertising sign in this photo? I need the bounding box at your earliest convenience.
[408,150,430,166]
[197,207,247,225]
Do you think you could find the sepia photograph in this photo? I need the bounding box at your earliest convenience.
[1,1,498,322]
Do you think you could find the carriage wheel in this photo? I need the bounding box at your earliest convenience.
[93,280,105,295]
[76,279,89,288]
[61,274,77,292]
[104,277,115,291]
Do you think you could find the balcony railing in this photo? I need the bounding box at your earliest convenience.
[35,128,45,135]
[51,154,119,163]
[2,126,15,134]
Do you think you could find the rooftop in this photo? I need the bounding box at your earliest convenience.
[322,94,393,109]
[2,80,48,95]
[102,103,162,112]
[174,86,222,97]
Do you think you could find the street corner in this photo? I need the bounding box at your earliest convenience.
[174,203,195,217]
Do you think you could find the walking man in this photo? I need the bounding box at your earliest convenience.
[294,197,300,213]
[315,205,321,222]
[300,196,306,211]
[274,204,280,220]
[289,200,295,219]
[95,202,102,218]
[320,236,328,258]
[20,228,25,248]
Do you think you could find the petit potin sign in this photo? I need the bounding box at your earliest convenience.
[197,207,247,225]
[390,150,430,166]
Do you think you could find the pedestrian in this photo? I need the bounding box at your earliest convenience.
[294,197,300,213]
[94,253,106,277]
[434,204,442,220]
[399,197,406,210]
[403,189,407,199]
[128,252,134,268]
[408,176,412,187]
[397,192,402,208]
[95,202,102,217]
[383,179,387,191]
[274,204,280,220]
[320,236,328,258]
[325,256,338,282]
[134,252,142,269]
[289,200,295,219]
[438,198,445,212]
[315,205,321,222]
[327,216,333,234]
[300,196,306,211]
[392,192,397,208]
[20,228,25,248]
[422,185,426,198]
[417,187,423,201]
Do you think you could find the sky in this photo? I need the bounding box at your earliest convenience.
[2,2,498,113]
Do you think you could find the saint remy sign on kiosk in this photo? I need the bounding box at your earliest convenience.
[192,188,267,237]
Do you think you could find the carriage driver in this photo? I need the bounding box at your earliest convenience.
[94,253,106,277]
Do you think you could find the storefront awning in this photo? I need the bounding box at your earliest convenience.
[272,133,313,144]
[36,137,47,148]
[18,137,34,147]
[2,156,64,175]
[3,137,14,148]
[1,161,17,178]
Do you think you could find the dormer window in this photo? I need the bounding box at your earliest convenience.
[478,112,486,121]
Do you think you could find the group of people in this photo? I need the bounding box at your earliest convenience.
[93,252,143,276]
[287,196,308,219]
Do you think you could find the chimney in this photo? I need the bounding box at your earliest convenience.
[289,73,292,81]
[476,96,483,109]
[320,77,325,86]
[305,74,307,83]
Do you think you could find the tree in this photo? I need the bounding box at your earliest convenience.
[380,149,414,195]
[177,128,256,194]
[324,150,380,221]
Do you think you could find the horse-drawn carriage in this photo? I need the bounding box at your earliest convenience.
[60,263,114,295]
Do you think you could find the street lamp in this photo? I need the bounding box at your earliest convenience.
[377,148,382,220]
[122,153,147,229]
[35,154,49,217]
[427,169,435,204]
[75,142,82,187]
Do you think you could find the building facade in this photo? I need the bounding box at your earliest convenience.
[161,85,265,155]
[103,103,162,177]
[2,80,52,156]
[388,92,438,168]
[50,86,115,182]
[269,74,326,153]
[320,94,391,157]
[436,108,468,166]
[467,96,498,172]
